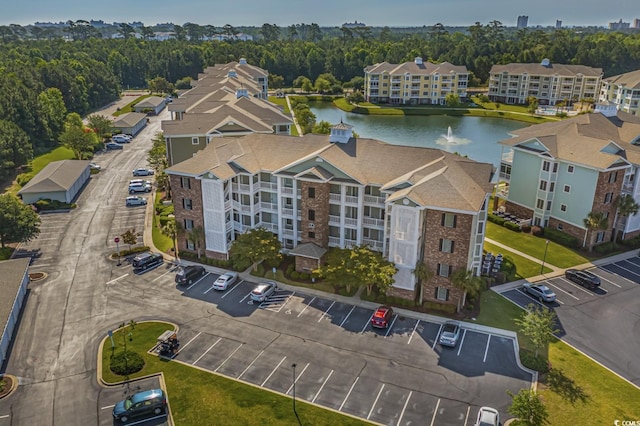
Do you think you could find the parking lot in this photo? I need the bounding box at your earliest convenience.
[499,254,640,386]
[97,376,169,426]
[117,265,534,425]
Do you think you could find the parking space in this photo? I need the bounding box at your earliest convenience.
[97,377,168,426]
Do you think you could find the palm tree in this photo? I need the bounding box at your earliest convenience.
[582,211,608,251]
[451,269,486,312]
[161,219,180,260]
[412,262,433,306]
[613,194,640,244]
[189,226,205,258]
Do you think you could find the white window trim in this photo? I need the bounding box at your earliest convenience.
[436,287,448,301]
[568,165,574,173]
[192,137,199,145]
[563,185,571,193]
[560,204,567,212]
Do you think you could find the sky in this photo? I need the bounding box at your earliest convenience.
[1,0,638,28]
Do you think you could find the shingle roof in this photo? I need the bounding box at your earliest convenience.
[365,60,467,75]
[135,96,165,108]
[603,69,640,89]
[113,112,147,128]
[288,242,327,259]
[490,62,602,77]
[18,160,89,194]
[499,111,640,169]
[0,258,30,343]
[167,133,494,212]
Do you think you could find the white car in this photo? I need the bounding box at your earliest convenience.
[212,271,239,290]
[112,135,131,144]
[126,196,147,206]
[129,182,152,194]
[89,163,101,170]
[133,168,154,176]
[474,406,499,426]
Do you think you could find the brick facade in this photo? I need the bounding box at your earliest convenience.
[504,201,533,221]
[295,256,322,273]
[420,209,474,310]
[299,181,329,248]
[387,287,415,300]
[588,170,624,247]
[169,175,204,255]
[547,217,585,244]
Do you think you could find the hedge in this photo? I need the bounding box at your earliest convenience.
[543,227,579,248]
[487,213,506,226]
[503,221,522,232]
[34,199,77,211]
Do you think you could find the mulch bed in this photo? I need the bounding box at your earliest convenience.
[0,376,14,399]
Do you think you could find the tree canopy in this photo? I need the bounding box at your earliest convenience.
[0,194,41,248]
[230,227,282,271]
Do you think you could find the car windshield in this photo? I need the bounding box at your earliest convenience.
[123,397,133,410]
[443,324,457,333]
[542,288,553,295]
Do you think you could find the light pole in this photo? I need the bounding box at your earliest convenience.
[291,363,301,425]
[114,237,121,266]
[540,239,550,274]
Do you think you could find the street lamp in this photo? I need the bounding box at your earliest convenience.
[540,239,550,275]
[291,363,301,425]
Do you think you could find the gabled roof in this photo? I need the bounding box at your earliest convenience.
[113,112,147,128]
[365,60,467,75]
[135,96,165,108]
[0,258,30,342]
[490,62,602,77]
[603,69,640,89]
[167,134,494,213]
[288,242,327,259]
[499,111,640,169]
[18,160,89,194]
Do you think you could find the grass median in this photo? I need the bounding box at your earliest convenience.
[483,241,552,279]
[101,321,371,426]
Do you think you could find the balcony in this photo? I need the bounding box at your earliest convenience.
[362,238,384,251]
[364,194,385,205]
[259,182,277,191]
[281,228,295,238]
[281,186,294,195]
[363,217,385,228]
[224,200,232,211]
[258,222,278,233]
[328,236,340,246]
[281,207,294,217]
[260,202,278,211]
[329,193,341,202]
[329,215,340,225]
[231,183,251,193]
[344,217,358,227]
[345,195,358,204]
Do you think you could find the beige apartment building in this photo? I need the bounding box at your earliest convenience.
[599,69,640,116]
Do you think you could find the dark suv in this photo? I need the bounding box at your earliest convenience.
[565,268,601,289]
[132,252,163,273]
[175,265,206,285]
[112,388,167,423]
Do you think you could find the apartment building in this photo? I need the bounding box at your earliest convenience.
[488,59,602,106]
[166,123,494,310]
[496,105,640,248]
[364,57,469,105]
[599,69,640,116]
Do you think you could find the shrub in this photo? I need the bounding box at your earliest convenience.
[231,257,251,271]
[531,226,544,237]
[255,263,265,277]
[620,236,640,248]
[299,272,310,281]
[34,199,75,211]
[110,351,145,375]
[158,215,171,227]
[543,228,579,248]
[521,224,531,233]
[423,301,457,314]
[519,350,550,373]
[487,214,506,226]
[16,173,32,186]
[290,271,300,280]
[594,242,617,254]
[286,264,295,276]
[503,221,522,232]
[117,246,150,257]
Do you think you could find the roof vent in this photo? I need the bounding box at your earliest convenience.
[541,58,551,67]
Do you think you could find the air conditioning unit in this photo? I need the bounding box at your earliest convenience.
[308,223,315,228]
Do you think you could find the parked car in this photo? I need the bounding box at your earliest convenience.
[129,182,152,194]
[212,271,239,290]
[474,406,499,426]
[89,162,101,171]
[112,134,131,143]
[132,252,163,273]
[125,196,147,207]
[105,142,123,150]
[371,305,393,329]
[439,321,461,347]
[129,179,152,186]
[522,282,557,303]
[522,282,556,303]
[175,265,207,285]
[250,281,277,302]
[565,268,601,289]
[112,388,167,423]
[133,168,155,176]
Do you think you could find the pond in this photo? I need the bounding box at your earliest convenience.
[309,103,525,167]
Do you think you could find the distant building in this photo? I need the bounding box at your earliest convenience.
[633,19,640,29]
[609,19,630,30]
[599,69,640,116]
[517,15,529,28]
[556,20,563,29]
[343,21,367,28]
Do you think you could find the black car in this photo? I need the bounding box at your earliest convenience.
[175,265,206,285]
[132,252,163,273]
[565,268,601,289]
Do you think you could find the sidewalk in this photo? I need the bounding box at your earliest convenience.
[485,237,561,272]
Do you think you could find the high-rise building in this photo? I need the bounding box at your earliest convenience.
[609,19,630,30]
[517,15,529,28]
[556,20,562,29]
[633,18,640,29]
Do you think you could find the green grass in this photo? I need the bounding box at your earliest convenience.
[0,247,13,260]
[102,322,372,426]
[250,266,358,297]
[113,94,152,116]
[6,146,76,194]
[152,197,174,253]
[486,222,591,268]
[483,241,552,280]
[476,292,640,425]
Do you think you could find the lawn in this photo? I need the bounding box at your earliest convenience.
[486,222,591,268]
[476,292,640,425]
[250,266,358,297]
[5,146,75,194]
[483,241,552,280]
[102,322,371,426]
[113,94,152,116]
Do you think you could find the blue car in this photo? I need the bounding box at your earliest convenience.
[105,142,123,150]
[112,388,167,423]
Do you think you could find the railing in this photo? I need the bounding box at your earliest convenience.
[364,195,385,204]
[362,238,384,251]
[363,217,385,227]
[344,217,358,226]
[281,207,294,217]
[281,228,295,238]
[329,215,340,225]
[258,222,278,232]
[328,236,340,246]
[345,195,358,204]
[260,202,278,211]
[281,187,294,195]
[224,200,232,211]
[259,182,277,191]
[344,239,358,249]
[329,193,341,202]
[231,183,251,192]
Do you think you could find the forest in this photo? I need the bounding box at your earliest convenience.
[1,21,640,181]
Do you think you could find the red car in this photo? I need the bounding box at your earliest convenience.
[371,306,393,329]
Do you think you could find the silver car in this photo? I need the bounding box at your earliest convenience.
[250,281,277,302]
[523,282,556,303]
[126,196,147,207]
[474,406,499,426]
[212,271,239,290]
[439,321,461,347]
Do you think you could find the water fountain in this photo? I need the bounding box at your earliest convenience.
[445,126,454,142]
[436,126,471,147]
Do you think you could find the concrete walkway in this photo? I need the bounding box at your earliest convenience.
[485,237,561,272]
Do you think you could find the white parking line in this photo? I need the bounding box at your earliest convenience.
[612,262,640,280]
[297,297,315,318]
[193,338,221,365]
[239,350,265,379]
[318,301,335,322]
[100,405,115,410]
[151,269,174,282]
[429,398,441,426]
[339,305,356,327]
[239,292,252,303]
[407,320,420,345]
[544,281,580,300]
[519,288,565,306]
[361,312,375,333]
[463,406,471,425]
[590,271,622,288]
[177,332,201,354]
[396,391,413,426]
[483,335,491,363]
[286,363,309,395]
[262,356,287,387]
[384,316,398,338]
[558,277,594,295]
[203,284,217,294]
[186,274,210,291]
[312,370,334,403]
[456,329,467,356]
[214,343,243,372]
[106,274,128,285]
[367,384,385,420]
[339,377,359,411]
[432,324,443,350]
[220,280,243,298]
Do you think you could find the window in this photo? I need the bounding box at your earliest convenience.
[308,187,315,198]
[440,239,454,253]
[546,201,552,211]
[345,186,359,197]
[438,263,452,277]
[603,211,609,219]
[563,185,571,193]
[180,177,191,189]
[557,223,564,230]
[553,163,558,173]
[542,161,550,172]
[442,213,456,228]
[539,180,547,191]
[192,137,199,145]
[308,210,315,221]
[183,198,193,210]
[186,239,195,250]
[596,231,605,243]
[183,219,194,230]
[604,192,614,203]
[308,232,315,239]
[609,171,617,183]
[436,287,449,301]
[536,199,544,209]
[550,182,555,192]
[560,204,567,212]
[568,165,574,173]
